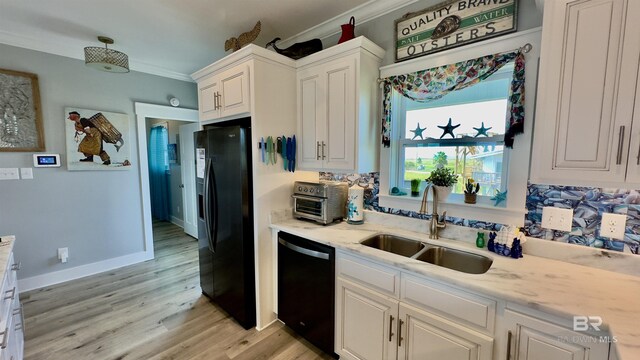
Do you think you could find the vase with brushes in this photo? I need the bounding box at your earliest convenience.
[410,178,421,197]
[464,178,480,204]
[426,167,457,201]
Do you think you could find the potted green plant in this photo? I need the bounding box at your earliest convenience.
[464,178,480,204]
[426,167,457,200]
[410,179,421,197]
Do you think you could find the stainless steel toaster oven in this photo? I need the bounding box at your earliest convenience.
[292,181,348,224]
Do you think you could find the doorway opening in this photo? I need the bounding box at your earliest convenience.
[135,103,200,260]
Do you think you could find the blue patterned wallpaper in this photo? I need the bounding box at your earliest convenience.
[320,172,638,254]
[526,184,639,255]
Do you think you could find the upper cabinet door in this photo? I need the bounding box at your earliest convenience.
[531,0,634,185]
[297,67,325,170]
[198,75,220,120]
[219,65,251,118]
[324,56,357,171]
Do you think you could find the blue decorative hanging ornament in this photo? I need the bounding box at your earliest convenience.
[437,118,460,139]
[410,123,427,140]
[473,122,492,137]
[491,190,507,206]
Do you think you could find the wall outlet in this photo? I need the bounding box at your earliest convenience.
[0,168,19,180]
[601,213,626,240]
[541,206,573,232]
[58,247,69,263]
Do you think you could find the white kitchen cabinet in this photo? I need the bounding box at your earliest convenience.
[398,304,493,360]
[0,245,23,360]
[335,252,493,360]
[196,63,250,122]
[504,309,610,360]
[337,278,398,360]
[530,0,640,186]
[297,37,385,173]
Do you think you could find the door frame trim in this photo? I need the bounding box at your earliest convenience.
[135,102,199,259]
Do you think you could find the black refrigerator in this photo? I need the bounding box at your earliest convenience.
[195,121,256,330]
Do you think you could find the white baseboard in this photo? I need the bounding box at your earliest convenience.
[18,250,153,293]
[170,216,184,228]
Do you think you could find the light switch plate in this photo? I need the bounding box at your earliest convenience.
[601,213,626,240]
[20,168,33,179]
[0,168,19,180]
[541,206,573,232]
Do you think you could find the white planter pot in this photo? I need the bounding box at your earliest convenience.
[433,185,452,201]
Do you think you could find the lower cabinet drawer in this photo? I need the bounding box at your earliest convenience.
[400,274,496,333]
[337,253,400,297]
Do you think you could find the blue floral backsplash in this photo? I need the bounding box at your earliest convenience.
[320,172,639,255]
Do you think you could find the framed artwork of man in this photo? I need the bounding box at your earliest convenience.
[64,107,131,171]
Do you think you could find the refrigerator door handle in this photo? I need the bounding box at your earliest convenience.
[204,158,216,253]
[210,160,219,252]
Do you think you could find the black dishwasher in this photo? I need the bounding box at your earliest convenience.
[278,231,336,357]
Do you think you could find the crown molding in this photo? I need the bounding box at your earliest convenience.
[0,29,193,82]
[278,0,419,48]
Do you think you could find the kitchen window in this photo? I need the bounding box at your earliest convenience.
[395,63,513,198]
[378,29,541,225]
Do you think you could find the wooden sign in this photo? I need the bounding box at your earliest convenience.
[395,0,518,62]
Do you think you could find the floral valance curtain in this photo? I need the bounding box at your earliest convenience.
[381,50,525,148]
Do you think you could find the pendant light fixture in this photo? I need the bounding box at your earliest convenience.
[84,36,130,73]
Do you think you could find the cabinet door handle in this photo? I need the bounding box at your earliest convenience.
[388,315,394,342]
[321,141,326,160]
[616,125,625,165]
[0,327,8,349]
[4,287,15,301]
[11,262,21,271]
[317,141,321,160]
[213,91,218,110]
[13,307,23,331]
[636,137,640,165]
[506,330,512,360]
[217,92,223,110]
[397,318,404,347]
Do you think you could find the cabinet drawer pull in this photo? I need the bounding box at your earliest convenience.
[616,125,625,165]
[11,262,21,271]
[397,318,404,347]
[321,141,326,160]
[317,141,321,160]
[506,330,512,360]
[0,327,8,349]
[4,287,15,301]
[388,315,394,342]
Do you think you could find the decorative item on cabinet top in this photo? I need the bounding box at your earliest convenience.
[225,21,262,52]
[338,16,356,44]
[265,38,323,60]
[258,135,296,172]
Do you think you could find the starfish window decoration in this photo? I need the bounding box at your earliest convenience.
[491,190,507,206]
[437,118,460,139]
[473,122,492,137]
[410,123,427,140]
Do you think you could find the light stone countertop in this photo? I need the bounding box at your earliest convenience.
[0,236,15,290]
[269,218,640,360]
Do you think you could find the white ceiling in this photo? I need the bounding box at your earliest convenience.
[0,0,416,81]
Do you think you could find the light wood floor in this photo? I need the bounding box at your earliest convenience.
[21,221,333,360]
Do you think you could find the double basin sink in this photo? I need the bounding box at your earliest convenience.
[360,234,492,274]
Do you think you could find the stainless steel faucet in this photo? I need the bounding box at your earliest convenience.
[419,184,447,239]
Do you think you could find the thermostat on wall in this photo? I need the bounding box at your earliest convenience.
[33,154,61,167]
